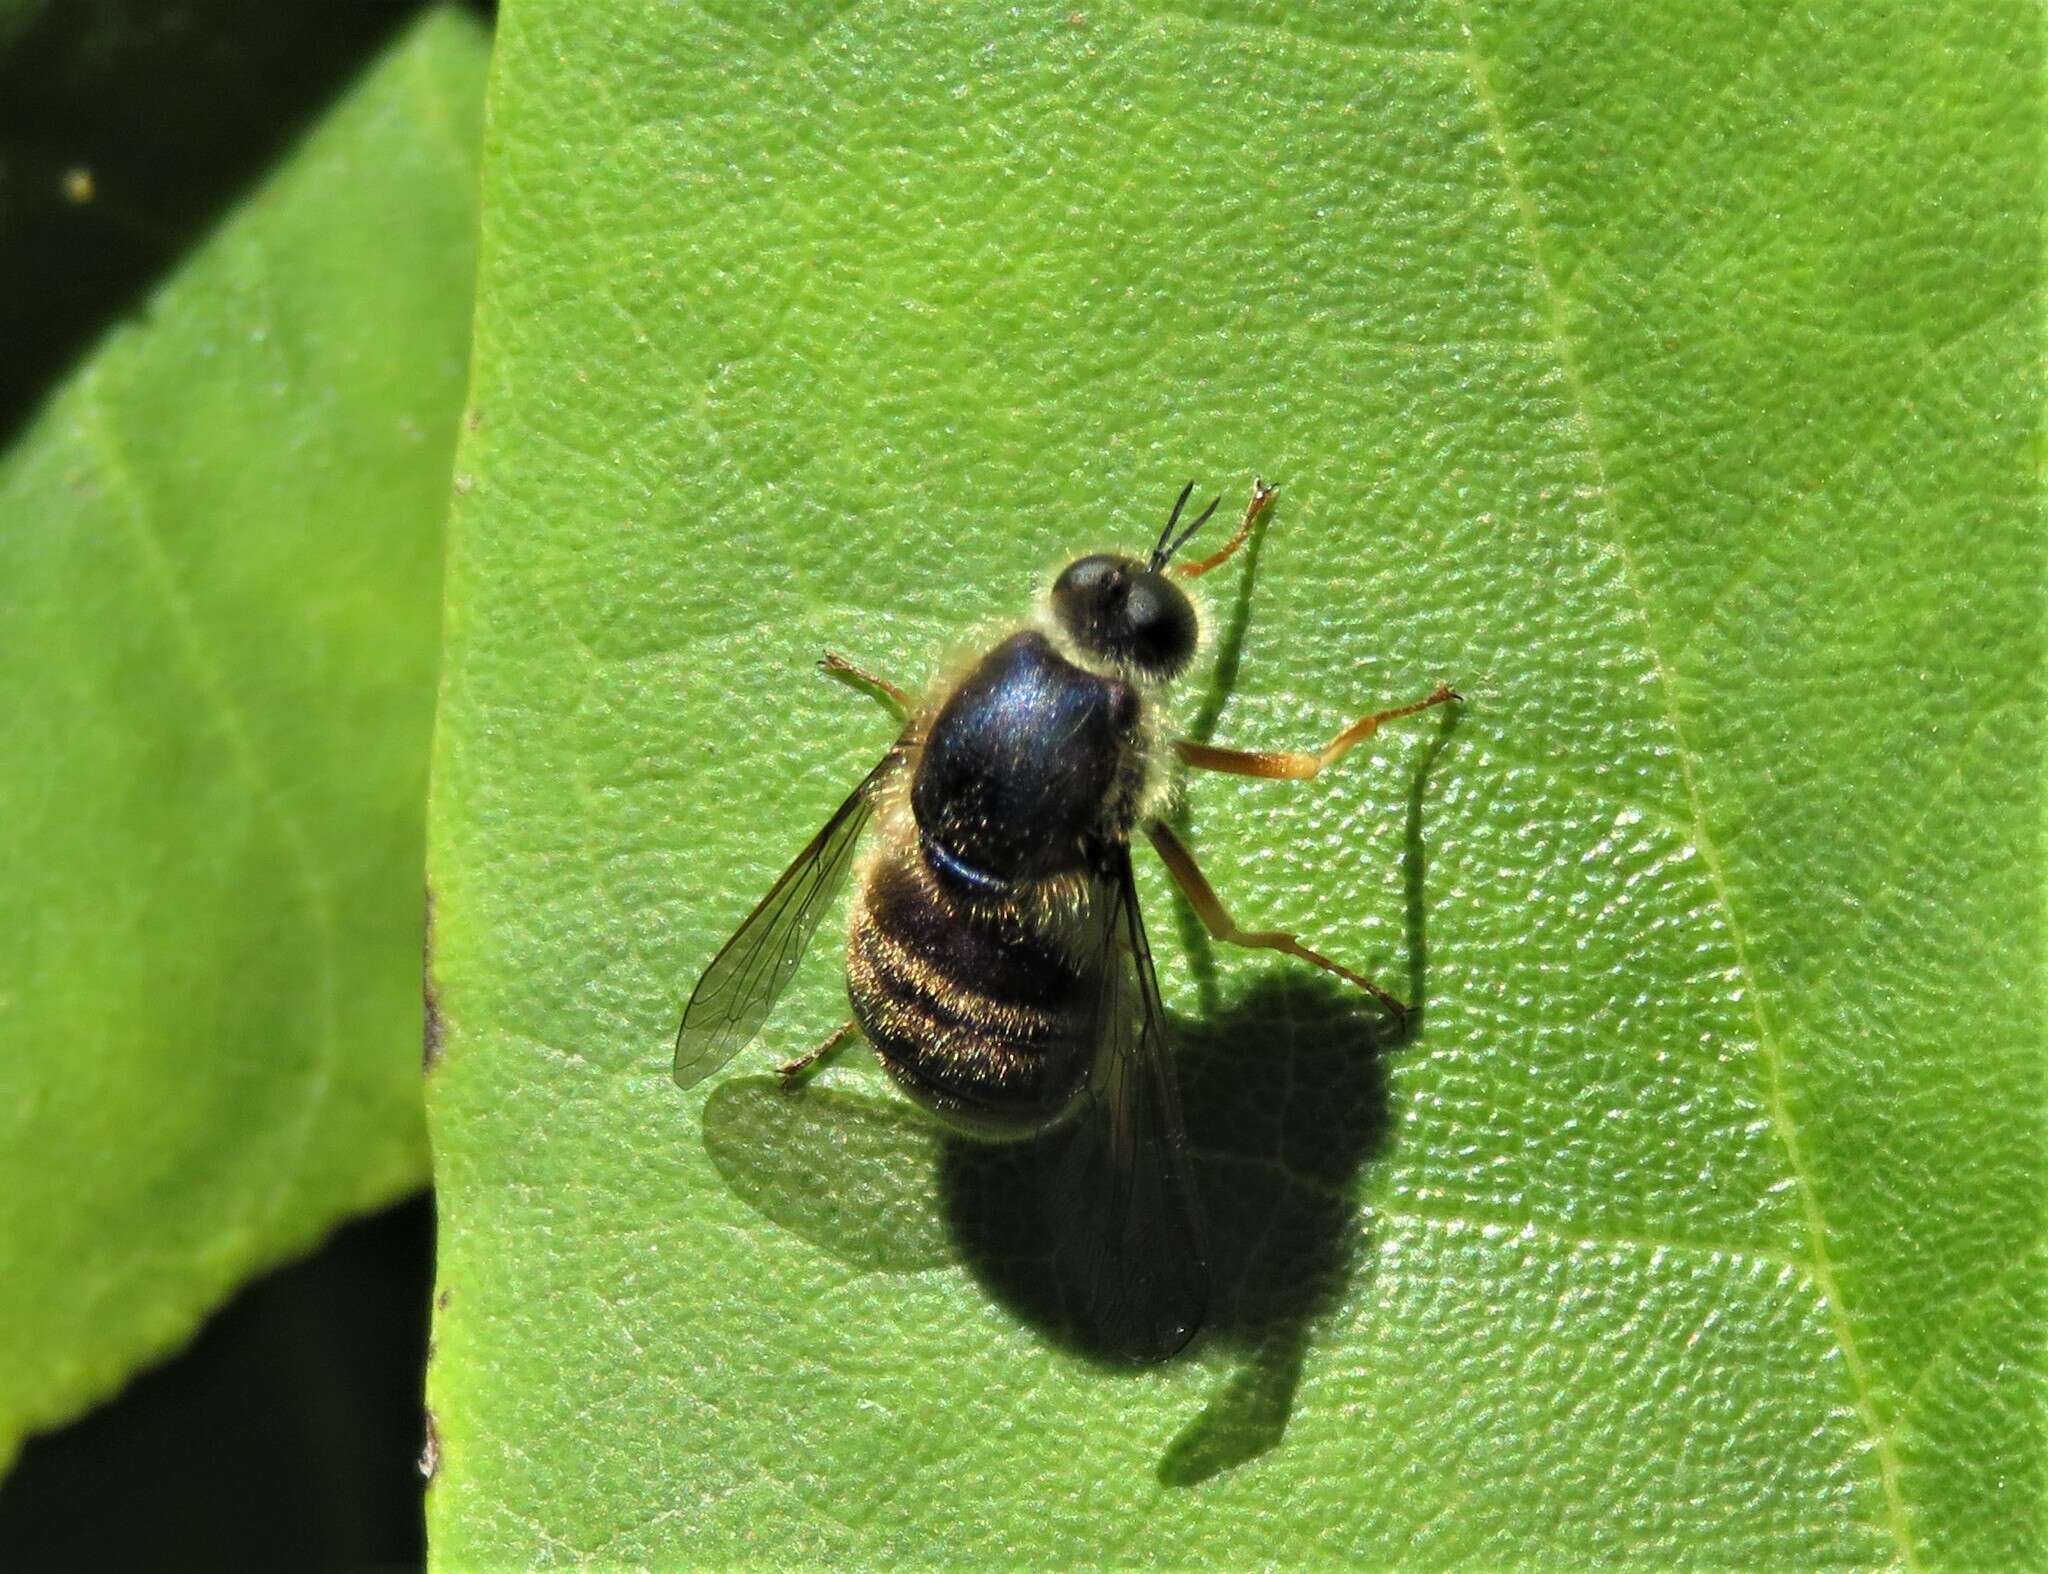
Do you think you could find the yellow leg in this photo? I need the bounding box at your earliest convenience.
[1170,479,1278,581]
[1147,822,1407,1017]
[1177,683,1459,780]
[819,651,913,722]
[777,1018,858,1089]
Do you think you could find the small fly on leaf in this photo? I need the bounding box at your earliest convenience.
[674,480,1458,1357]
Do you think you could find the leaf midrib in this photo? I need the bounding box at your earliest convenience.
[76,380,343,1230]
[1449,8,1920,1565]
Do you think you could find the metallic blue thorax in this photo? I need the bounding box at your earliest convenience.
[911,631,1139,884]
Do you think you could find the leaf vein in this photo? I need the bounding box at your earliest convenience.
[1448,9,1920,1563]
[1892,1230,2046,1430]
[78,384,344,1234]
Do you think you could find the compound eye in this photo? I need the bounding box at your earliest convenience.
[1123,570,1197,677]
[1053,554,1124,600]
[1052,554,1134,644]
[1123,575,1167,633]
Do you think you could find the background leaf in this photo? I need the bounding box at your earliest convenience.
[0,7,487,1469]
[0,0,438,442]
[427,0,2040,1564]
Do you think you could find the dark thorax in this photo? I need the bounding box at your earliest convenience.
[910,630,1145,895]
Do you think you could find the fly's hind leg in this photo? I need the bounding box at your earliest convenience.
[1177,683,1459,780]
[778,1017,859,1090]
[820,651,913,723]
[1146,822,1409,1019]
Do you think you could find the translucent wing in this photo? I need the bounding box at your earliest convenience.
[1049,845,1209,1360]
[673,749,903,1088]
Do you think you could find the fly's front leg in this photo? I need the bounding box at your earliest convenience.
[1176,683,1459,781]
[1146,822,1409,1018]
[1169,478,1278,581]
[820,651,914,723]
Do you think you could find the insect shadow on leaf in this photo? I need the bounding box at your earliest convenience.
[938,969,1397,1364]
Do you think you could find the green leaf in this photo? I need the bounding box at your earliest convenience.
[0,7,487,1467]
[426,0,2040,1564]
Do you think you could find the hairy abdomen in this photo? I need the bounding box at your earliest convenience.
[846,843,1097,1138]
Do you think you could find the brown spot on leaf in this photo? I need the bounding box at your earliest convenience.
[422,885,444,1073]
